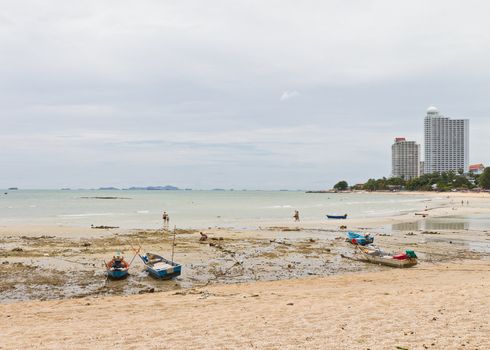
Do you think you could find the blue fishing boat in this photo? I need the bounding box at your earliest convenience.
[140,253,182,280]
[346,231,374,246]
[106,266,129,279]
[105,252,130,280]
[326,214,348,219]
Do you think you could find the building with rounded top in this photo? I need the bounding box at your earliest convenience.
[424,106,469,174]
[426,106,439,116]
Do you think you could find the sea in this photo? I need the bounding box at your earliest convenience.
[0,189,454,230]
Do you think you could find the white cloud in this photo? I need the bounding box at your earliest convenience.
[280,90,300,101]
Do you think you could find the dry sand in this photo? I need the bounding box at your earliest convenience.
[1,260,489,350]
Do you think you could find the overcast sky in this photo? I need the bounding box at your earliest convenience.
[1,1,489,189]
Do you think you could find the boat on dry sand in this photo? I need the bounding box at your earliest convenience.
[342,246,418,268]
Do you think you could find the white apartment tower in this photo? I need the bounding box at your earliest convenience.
[424,106,469,174]
[392,138,420,180]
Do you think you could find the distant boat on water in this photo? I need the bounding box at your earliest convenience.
[326,214,348,219]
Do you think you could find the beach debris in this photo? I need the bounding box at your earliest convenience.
[269,239,292,246]
[138,287,155,294]
[421,231,440,235]
[286,302,294,306]
[11,247,23,252]
[267,226,300,232]
[91,225,119,229]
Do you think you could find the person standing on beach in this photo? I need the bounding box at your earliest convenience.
[162,211,169,225]
[293,210,300,222]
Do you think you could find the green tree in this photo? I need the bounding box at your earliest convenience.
[333,180,349,191]
[479,167,490,189]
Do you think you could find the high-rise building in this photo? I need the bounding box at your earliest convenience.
[424,106,469,174]
[392,137,420,180]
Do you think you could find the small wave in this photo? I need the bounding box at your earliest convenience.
[267,205,293,209]
[136,210,150,214]
[58,213,115,218]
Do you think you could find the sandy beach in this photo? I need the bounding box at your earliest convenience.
[1,191,489,349]
[1,261,489,349]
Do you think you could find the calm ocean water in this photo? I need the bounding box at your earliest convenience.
[0,190,444,229]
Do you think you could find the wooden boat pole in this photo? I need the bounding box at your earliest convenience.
[171,225,176,263]
[128,246,141,267]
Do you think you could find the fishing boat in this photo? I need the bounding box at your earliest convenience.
[326,214,348,219]
[105,252,130,280]
[140,253,182,279]
[346,231,374,246]
[106,265,129,279]
[344,246,418,268]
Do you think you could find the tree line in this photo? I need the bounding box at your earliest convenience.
[334,167,490,192]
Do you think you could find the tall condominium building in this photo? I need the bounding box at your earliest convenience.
[424,106,469,174]
[392,137,420,180]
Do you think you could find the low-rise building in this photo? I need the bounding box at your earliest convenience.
[469,163,485,175]
[392,137,420,180]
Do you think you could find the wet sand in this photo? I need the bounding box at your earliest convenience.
[1,192,490,302]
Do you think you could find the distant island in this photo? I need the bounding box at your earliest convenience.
[124,185,180,191]
[8,187,18,190]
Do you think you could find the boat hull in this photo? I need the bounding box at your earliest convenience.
[357,247,417,268]
[326,215,347,219]
[141,253,182,280]
[146,265,182,280]
[107,268,129,280]
[361,255,417,268]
